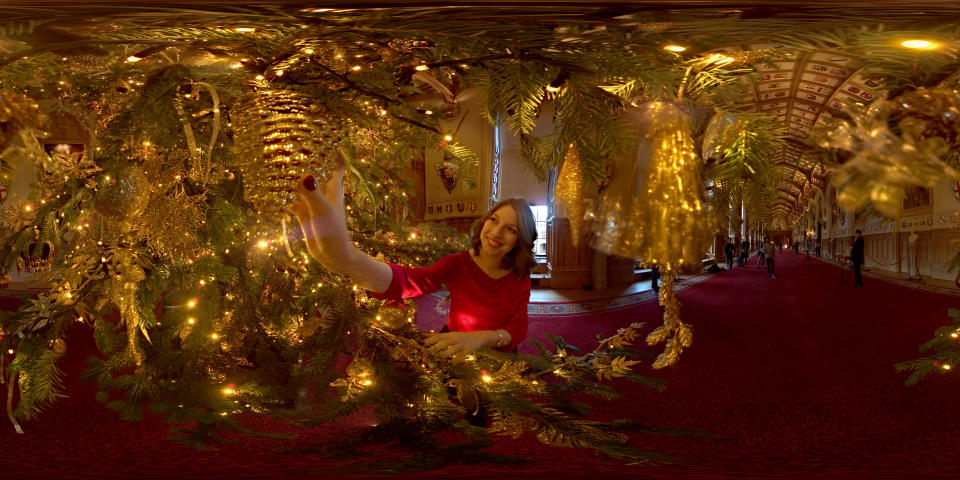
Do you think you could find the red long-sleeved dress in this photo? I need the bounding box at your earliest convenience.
[370,251,530,350]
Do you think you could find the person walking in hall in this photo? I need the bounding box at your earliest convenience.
[764,237,777,279]
[851,229,865,287]
[739,239,749,267]
[756,244,765,268]
[650,264,660,293]
[724,239,736,269]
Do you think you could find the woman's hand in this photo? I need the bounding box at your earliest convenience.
[425,330,505,362]
[289,154,393,292]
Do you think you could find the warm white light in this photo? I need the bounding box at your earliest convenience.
[663,44,687,52]
[187,317,196,324]
[415,65,429,71]
[257,240,269,249]
[351,65,362,71]
[443,135,453,141]
[424,110,433,115]
[187,299,197,308]
[705,54,735,66]
[944,364,952,370]
[254,75,265,80]
[211,333,219,340]
[304,48,314,54]
[234,27,256,33]
[902,39,939,49]
[482,375,492,383]
[126,56,142,63]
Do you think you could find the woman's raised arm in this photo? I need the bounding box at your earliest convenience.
[289,158,393,293]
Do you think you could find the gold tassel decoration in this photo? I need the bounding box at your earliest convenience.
[554,144,586,247]
[645,268,693,369]
[233,89,342,213]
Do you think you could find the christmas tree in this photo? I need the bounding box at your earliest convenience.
[0,6,698,463]
[7,3,953,466]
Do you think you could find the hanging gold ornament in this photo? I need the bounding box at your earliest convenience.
[233,89,342,213]
[593,101,713,268]
[554,144,586,247]
[592,101,712,368]
[93,165,151,220]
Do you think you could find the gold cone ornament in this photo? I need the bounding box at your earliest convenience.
[593,101,713,267]
[554,144,586,247]
[233,89,342,213]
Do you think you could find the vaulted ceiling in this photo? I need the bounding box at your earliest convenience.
[740,47,884,227]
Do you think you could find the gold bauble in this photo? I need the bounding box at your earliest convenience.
[233,89,342,212]
[554,144,586,247]
[94,165,151,219]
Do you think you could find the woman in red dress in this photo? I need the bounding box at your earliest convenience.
[289,162,537,360]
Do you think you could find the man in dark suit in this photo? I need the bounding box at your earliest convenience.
[851,229,865,287]
[724,240,735,269]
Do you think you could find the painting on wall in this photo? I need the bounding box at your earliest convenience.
[903,186,932,211]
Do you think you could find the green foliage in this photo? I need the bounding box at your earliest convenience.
[897,309,960,386]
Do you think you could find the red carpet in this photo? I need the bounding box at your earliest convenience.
[3,252,960,478]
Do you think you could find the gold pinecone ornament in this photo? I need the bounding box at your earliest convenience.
[233,89,342,213]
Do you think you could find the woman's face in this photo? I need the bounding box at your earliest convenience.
[479,204,520,258]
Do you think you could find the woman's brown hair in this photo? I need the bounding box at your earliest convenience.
[470,198,538,277]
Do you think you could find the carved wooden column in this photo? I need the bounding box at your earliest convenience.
[547,217,592,289]
[606,254,635,286]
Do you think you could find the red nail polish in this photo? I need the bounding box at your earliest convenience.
[302,175,317,191]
